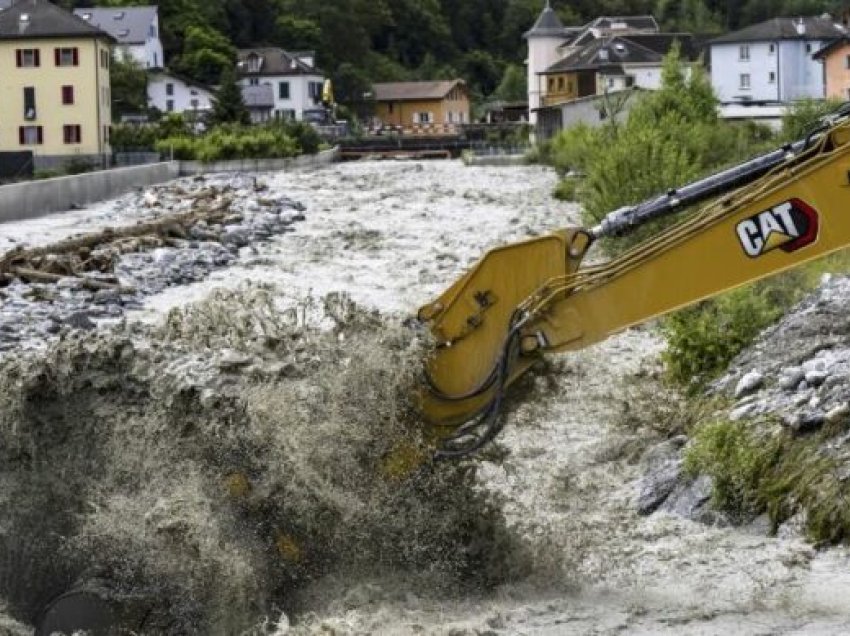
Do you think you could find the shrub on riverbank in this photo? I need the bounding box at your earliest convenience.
[685,419,850,544]
[155,125,301,161]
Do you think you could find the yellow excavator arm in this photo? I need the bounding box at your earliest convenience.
[419,106,850,457]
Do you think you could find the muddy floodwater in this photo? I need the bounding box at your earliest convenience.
[3,160,850,635]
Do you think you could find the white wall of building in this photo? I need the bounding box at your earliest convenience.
[237,74,324,120]
[148,73,213,114]
[527,35,564,125]
[711,40,826,103]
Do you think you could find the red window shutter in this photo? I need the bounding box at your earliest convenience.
[73,48,79,66]
[54,48,60,66]
[34,49,40,67]
[76,125,81,143]
[15,49,21,67]
[36,126,43,144]
[18,127,24,145]
[63,125,68,144]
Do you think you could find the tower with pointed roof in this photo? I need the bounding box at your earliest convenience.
[524,1,569,125]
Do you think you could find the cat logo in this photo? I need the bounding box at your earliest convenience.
[735,198,819,258]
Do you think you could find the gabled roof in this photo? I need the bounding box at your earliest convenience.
[149,69,213,94]
[372,79,466,101]
[0,0,111,40]
[523,2,571,39]
[567,15,660,47]
[813,35,850,59]
[73,6,157,45]
[710,16,845,44]
[543,33,697,74]
[236,47,323,77]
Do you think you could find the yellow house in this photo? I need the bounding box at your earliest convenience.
[0,0,112,169]
[373,80,470,129]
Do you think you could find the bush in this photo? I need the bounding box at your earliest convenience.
[155,126,299,162]
[685,420,850,543]
[781,97,845,142]
[661,272,805,390]
[552,176,580,201]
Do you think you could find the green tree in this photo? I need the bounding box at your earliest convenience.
[210,67,250,125]
[110,56,147,121]
[494,64,526,102]
[174,25,236,85]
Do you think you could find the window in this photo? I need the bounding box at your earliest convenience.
[416,112,432,124]
[15,48,40,67]
[61,85,74,105]
[55,47,79,66]
[23,87,35,120]
[388,103,393,114]
[279,81,290,99]
[557,77,565,90]
[18,126,42,145]
[166,99,174,112]
[769,43,775,54]
[845,54,850,69]
[739,73,751,89]
[308,82,323,100]
[768,71,776,83]
[63,124,81,144]
[249,78,259,86]
[165,83,174,96]
[100,49,109,69]
[548,77,555,91]
[739,44,750,61]
[190,98,199,109]
[448,111,454,123]
[806,43,812,53]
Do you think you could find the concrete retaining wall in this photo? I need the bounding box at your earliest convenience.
[0,161,179,223]
[178,146,339,175]
[0,147,340,225]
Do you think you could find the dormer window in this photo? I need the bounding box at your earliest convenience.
[113,11,125,19]
[118,29,129,37]
[19,13,29,22]
[82,12,91,20]
[598,48,609,61]
[247,54,262,72]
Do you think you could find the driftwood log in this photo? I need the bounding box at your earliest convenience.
[0,192,234,293]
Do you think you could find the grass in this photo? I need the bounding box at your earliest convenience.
[685,419,850,544]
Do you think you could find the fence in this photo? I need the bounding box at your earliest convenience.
[0,151,34,182]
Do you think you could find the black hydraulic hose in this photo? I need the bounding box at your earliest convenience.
[591,102,850,239]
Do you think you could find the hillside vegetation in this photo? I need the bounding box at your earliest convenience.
[64,0,847,103]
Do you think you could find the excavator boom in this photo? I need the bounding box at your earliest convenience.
[419,105,850,457]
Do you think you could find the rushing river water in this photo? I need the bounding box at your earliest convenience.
[3,160,850,634]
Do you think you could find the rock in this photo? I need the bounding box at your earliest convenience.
[216,349,254,370]
[734,371,764,398]
[804,369,829,387]
[65,311,96,330]
[729,403,758,421]
[827,403,850,423]
[779,367,805,390]
[222,227,252,248]
[635,436,687,515]
[781,410,825,434]
[660,474,715,522]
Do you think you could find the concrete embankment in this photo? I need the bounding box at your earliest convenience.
[0,162,179,223]
[0,147,339,224]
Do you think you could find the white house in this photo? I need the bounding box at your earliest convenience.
[236,48,325,121]
[524,2,571,126]
[74,6,163,69]
[147,71,214,115]
[709,16,845,103]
